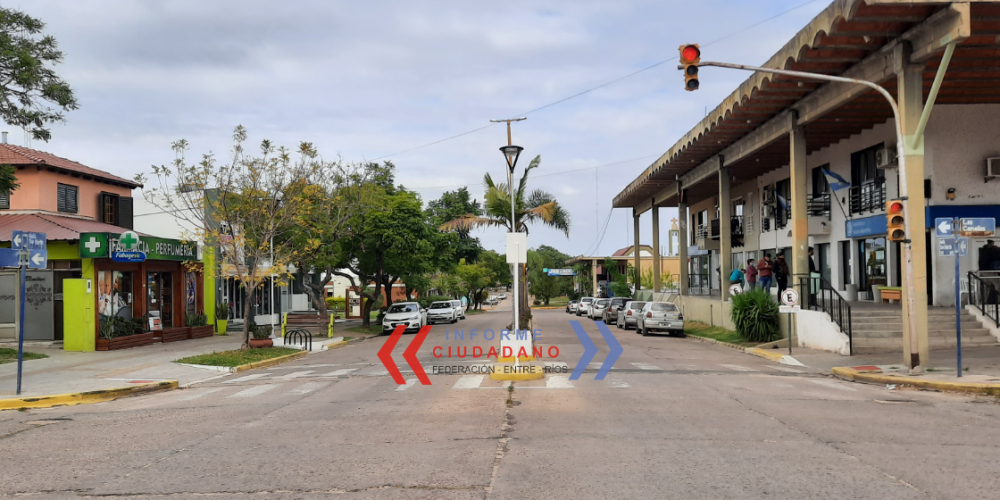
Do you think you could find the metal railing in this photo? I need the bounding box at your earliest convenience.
[710,216,745,240]
[688,274,712,296]
[808,192,831,218]
[849,178,886,214]
[797,276,853,355]
[968,271,1000,329]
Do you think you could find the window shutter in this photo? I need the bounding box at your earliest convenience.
[0,190,9,210]
[119,196,134,229]
[68,186,78,213]
[57,184,68,212]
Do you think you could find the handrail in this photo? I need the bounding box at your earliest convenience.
[797,276,853,355]
[968,271,1000,329]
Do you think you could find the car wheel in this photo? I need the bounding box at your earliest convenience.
[641,325,649,337]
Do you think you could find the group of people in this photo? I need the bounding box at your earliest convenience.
[729,247,817,296]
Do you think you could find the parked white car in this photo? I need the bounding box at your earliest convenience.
[451,300,466,320]
[498,293,508,300]
[382,302,427,333]
[425,301,457,325]
[617,301,646,330]
[635,301,684,337]
[590,298,609,320]
[576,297,594,317]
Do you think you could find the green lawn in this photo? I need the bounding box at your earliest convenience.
[542,296,569,307]
[175,347,301,367]
[683,321,758,347]
[346,324,384,336]
[0,348,47,364]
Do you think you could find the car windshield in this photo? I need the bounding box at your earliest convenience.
[387,304,418,314]
[429,302,450,309]
[629,302,646,310]
[651,303,679,312]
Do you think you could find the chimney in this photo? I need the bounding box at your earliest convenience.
[2,131,6,144]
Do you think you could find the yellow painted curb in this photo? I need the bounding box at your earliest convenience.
[0,380,178,411]
[532,306,564,310]
[489,364,546,381]
[233,350,309,373]
[832,367,1000,396]
[323,341,348,350]
[498,356,536,362]
[747,348,785,362]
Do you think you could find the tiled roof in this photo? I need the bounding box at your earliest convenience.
[0,143,141,188]
[0,213,148,242]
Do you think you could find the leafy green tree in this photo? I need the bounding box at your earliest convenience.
[478,250,510,289]
[456,259,495,310]
[573,263,592,296]
[528,246,573,305]
[425,187,483,266]
[605,258,633,298]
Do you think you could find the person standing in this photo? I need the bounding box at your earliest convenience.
[775,253,789,295]
[757,254,773,292]
[745,258,758,290]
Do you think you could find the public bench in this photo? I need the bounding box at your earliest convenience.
[282,312,333,338]
[879,286,902,303]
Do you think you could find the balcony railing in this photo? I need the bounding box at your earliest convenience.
[709,216,744,241]
[849,178,886,214]
[808,192,831,218]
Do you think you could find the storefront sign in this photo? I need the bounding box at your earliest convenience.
[80,233,198,261]
[112,251,147,263]
[845,214,887,239]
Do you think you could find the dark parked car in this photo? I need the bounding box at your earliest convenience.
[602,297,630,324]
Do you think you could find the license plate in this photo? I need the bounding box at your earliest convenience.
[659,322,670,327]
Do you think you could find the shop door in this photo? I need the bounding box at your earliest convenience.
[147,272,174,327]
[858,238,887,300]
[53,271,82,341]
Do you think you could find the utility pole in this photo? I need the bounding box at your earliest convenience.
[489,117,527,346]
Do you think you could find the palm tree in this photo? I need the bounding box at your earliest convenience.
[438,155,570,236]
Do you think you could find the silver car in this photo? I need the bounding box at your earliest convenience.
[590,298,609,320]
[576,297,593,317]
[382,302,427,333]
[451,300,466,320]
[567,300,579,313]
[617,301,646,330]
[636,301,685,337]
[425,301,457,325]
[603,297,630,324]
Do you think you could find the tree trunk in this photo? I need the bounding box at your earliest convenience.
[241,280,254,349]
[297,267,331,315]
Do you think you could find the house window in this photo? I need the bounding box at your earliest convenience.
[57,184,79,213]
[812,165,829,195]
[774,179,791,229]
[98,192,134,229]
[0,189,9,210]
[850,145,886,214]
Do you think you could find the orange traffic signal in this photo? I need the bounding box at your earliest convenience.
[887,199,906,241]
[679,44,701,91]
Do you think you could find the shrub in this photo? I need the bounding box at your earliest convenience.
[326,297,346,311]
[186,313,208,327]
[567,290,581,301]
[730,288,781,343]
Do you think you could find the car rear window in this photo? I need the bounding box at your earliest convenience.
[629,302,646,310]
[651,303,679,312]
[581,298,593,303]
[596,299,609,306]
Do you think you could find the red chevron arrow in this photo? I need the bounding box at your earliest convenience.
[404,326,432,385]
[377,325,406,384]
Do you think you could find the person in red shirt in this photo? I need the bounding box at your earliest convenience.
[745,258,758,289]
[757,253,773,292]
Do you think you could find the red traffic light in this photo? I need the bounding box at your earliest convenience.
[681,45,700,63]
[888,201,904,214]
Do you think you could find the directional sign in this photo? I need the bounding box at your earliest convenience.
[27,249,47,269]
[939,237,969,257]
[935,218,954,238]
[0,248,19,268]
[11,231,46,250]
[960,217,996,237]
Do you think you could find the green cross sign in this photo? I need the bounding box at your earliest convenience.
[79,232,198,261]
[120,231,140,250]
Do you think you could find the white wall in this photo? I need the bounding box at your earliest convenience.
[132,195,202,241]
[795,309,850,355]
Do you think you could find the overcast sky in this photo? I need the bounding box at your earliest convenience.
[14,0,827,257]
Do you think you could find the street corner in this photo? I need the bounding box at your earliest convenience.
[746,348,805,367]
[0,380,178,411]
[831,366,1000,396]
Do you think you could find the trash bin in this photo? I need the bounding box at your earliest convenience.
[845,284,858,302]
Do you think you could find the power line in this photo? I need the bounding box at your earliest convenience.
[369,0,821,161]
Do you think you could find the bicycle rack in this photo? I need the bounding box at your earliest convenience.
[285,329,312,352]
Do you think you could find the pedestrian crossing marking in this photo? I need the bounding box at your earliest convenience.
[395,378,419,391]
[765,365,804,373]
[610,381,630,388]
[319,368,358,377]
[273,370,315,380]
[222,373,269,384]
[631,362,661,370]
[453,375,485,390]
[231,385,275,398]
[545,376,573,389]
[290,382,326,395]
[720,364,758,372]
[180,387,223,401]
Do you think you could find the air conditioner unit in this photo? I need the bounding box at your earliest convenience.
[987,157,1000,182]
[875,147,898,169]
[762,189,775,204]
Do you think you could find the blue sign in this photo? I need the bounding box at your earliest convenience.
[11,231,46,250]
[935,218,954,238]
[0,248,19,268]
[960,217,995,237]
[546,268,577,276]
[27,249,47,269]
[111,251,147,263]
[845,214,888,239]
[939,237,969,257]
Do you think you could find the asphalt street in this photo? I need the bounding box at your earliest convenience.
[3,301,1000,499]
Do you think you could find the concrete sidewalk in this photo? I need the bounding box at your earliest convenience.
[0,335,245,398]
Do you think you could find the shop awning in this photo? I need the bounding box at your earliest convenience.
[0,213,149,242]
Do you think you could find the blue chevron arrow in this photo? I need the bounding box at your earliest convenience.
[594,321,622,380]
[569,320,597,381]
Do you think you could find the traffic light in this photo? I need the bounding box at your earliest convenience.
[887,199,906,241]
[679,44,701,91]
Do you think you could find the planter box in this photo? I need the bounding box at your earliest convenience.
[189,325,214,339]
[96,331,159,351]
[160,327,189,343]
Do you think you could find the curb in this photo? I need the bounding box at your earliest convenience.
[746,348,806,367]
[684,334,746,352]
[323,341,348,350]
[0,381,178,411]
[831,367,1000,396]
[181,350,309,374]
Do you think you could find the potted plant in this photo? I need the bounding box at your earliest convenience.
[215,303,230,334]
[249,324,273,348]
[186,313,214,339]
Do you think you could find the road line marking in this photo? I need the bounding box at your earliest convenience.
[610,381,630,388]
[631,362,661,370]
[179,387,223,401]
[721,364,758,372]
[453,375,485,389]
[230,385,276,398]
[765,365,804,373]
[395,378,419,391]
[290,382,326,395]
[222,373,270,384]
[268,363,342,370]
[808,379,857,391]
[545,376,574,389]
[273,370,315,380]
[588,362,603,370]
[319,368,358,377]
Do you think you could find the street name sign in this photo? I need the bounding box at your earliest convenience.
[939,237,969,257]
[545,268,577,276]
[935,218,954,238]
[11,231,46,251]
[959,218,995,237]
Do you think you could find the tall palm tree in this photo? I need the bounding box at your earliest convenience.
[439,155,570,236]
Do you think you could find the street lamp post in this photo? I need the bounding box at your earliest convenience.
[501,143,524,337]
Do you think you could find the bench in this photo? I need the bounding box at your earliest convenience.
[282,313,333,338]
[879,287,902,303]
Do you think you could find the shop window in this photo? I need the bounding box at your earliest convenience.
[57,183,79,213]
[185,272,198,317]
[98,270,134,319]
